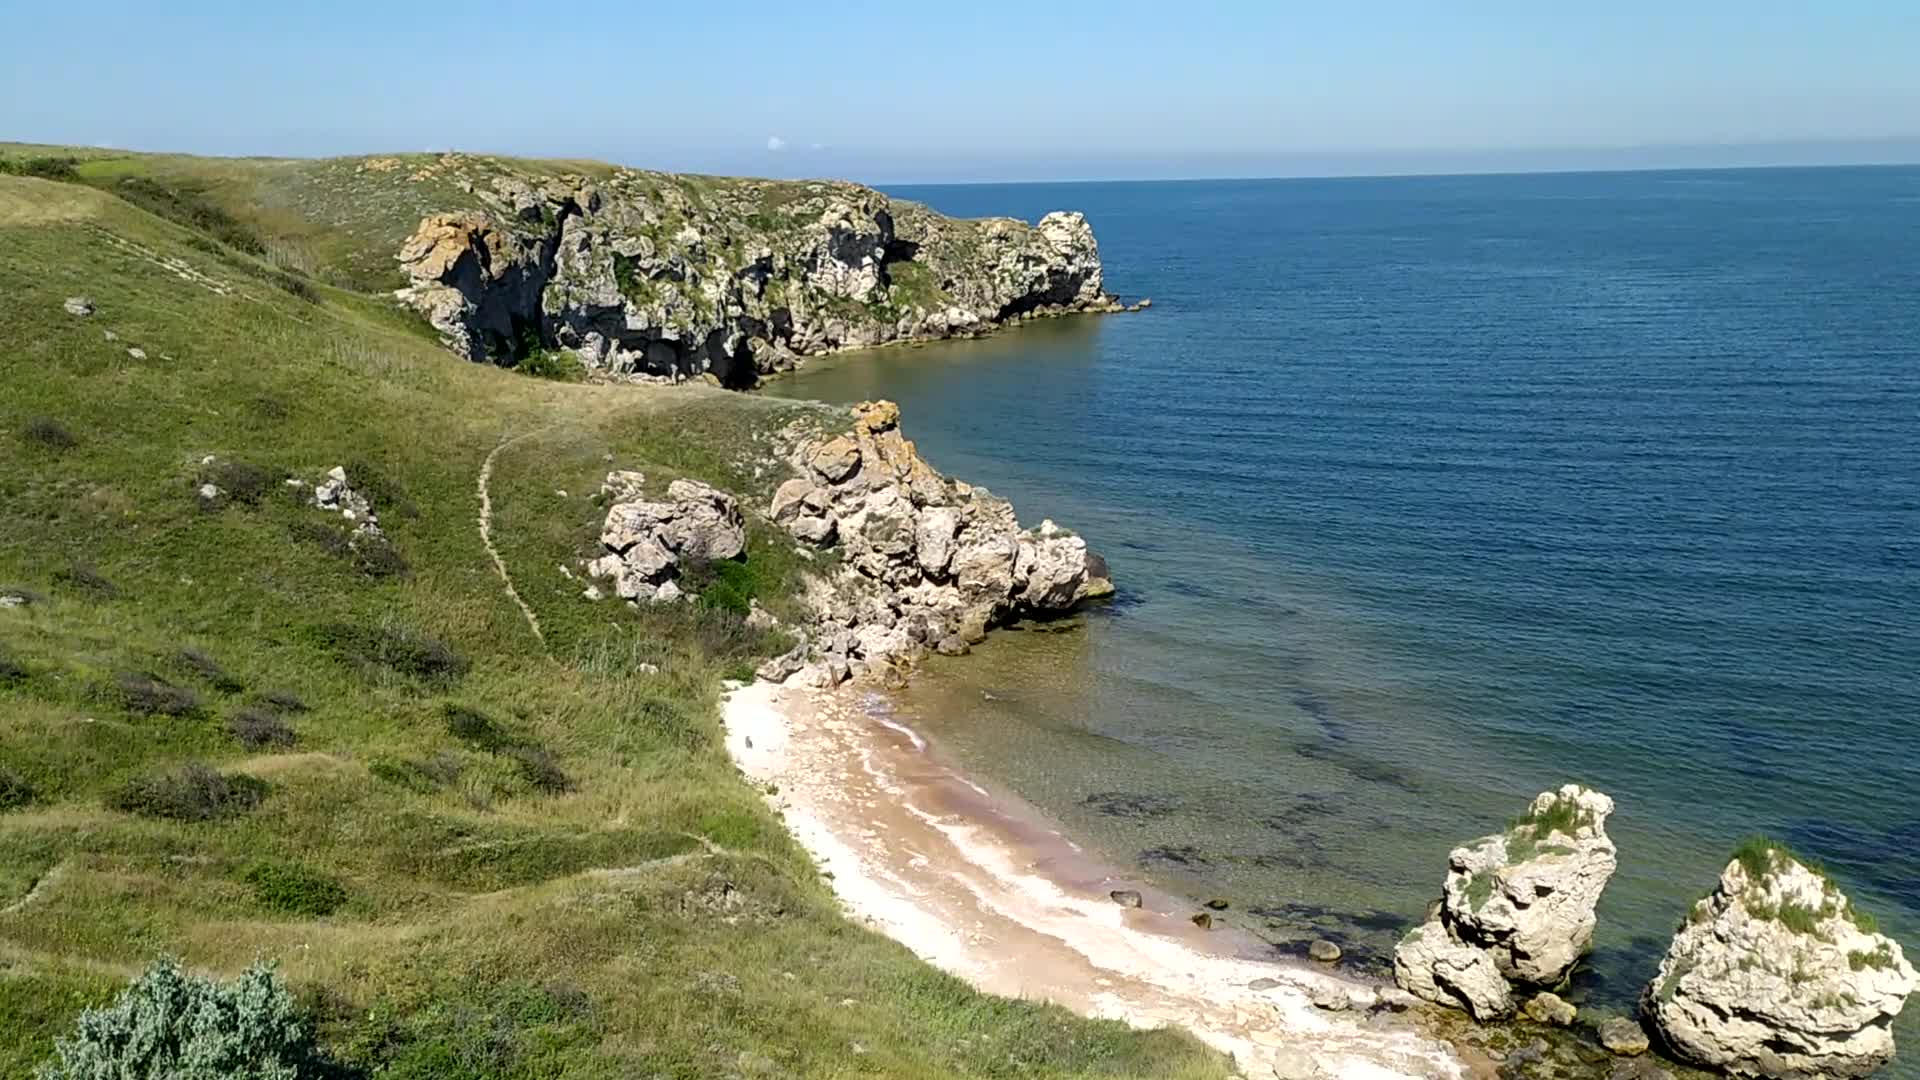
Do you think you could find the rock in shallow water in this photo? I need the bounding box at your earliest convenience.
[1598,1016,1651,1057]
[1393,785,1618,1019]
[1643,842,1916,1078]
[1522,992,1576,1027]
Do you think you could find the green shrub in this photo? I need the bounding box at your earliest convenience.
[442,705,573,794]
[259,689,309,713]
[1507,791,1595,845]
[115,672,204,717]
[342,460,419,520]
[310,622,467,684]
[22,417,77,452]
[242,860,347,917]
[1733,836,1788,883]
[38,959,328,1079]
[0,767,35,811]
[0,155,80,181]
[515,347,581,382]
[201,460,276,508]
[504,745,573,795]
[1465,871,1494,911]
[229,707,296,750]
[0,650,26,684]
[109,762,267,821]
[109,176,266,255]
[270,269,319,303]
[53,562,116,599]
[444,703,513,752]
[177,647,245,693]
[351,537,411,579]
[369,753,462,794]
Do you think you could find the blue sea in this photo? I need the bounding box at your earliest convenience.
[770,167,1920,1059]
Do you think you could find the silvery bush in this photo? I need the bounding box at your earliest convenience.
[39,958,320,1079]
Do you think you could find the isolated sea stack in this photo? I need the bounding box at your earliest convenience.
[1393,785,1618,1019]
[1644,841,1916,1078]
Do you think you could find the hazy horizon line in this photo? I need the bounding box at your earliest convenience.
[11,133,1920,189]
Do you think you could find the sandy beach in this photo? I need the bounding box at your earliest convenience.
[723,680,1468,1080]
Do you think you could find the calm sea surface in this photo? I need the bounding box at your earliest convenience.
[769,168,1920,1057]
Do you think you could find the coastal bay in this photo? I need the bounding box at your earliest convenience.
[770,166,1920,1075]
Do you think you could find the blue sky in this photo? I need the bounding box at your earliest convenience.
[6,1,1919,182]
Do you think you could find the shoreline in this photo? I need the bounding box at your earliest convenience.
[722,679,1469,1080]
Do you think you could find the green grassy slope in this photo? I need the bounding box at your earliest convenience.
[0,170,1228,1077]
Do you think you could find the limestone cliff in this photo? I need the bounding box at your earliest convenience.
[393,168,1119,385]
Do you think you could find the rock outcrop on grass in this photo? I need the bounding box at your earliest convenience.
[1393,785,1618,1019]
[394,171,1119,384]
[585,472,746,604]
[1644,841,1916,1078]
[764,400,1112,686]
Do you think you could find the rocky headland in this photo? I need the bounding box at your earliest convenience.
[393,165,1122,385]
[582,398,1112,688]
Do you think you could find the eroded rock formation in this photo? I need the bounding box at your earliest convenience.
[393,170,1119,384]
[1393,785,1618,1019]
[763,400,1112,685]
[585,472,746,603]
[1644,844,1916,1078]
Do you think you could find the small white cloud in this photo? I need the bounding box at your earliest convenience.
[766,136,787,152]
[809,142,829,152]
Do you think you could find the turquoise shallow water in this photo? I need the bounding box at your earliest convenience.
[770,167,1920,1064]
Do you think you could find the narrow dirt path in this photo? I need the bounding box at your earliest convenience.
[478,432,547,648]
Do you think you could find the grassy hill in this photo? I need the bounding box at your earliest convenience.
[0,154,1226,1078]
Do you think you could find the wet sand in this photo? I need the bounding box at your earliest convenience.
[723,680,1467,1080]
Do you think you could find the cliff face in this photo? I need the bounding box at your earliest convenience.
[393,169,1118,385]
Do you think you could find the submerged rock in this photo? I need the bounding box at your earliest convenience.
[1599,1016,1651,1057]
[1393,785,1618,1018]
[1643,841,1916,1078]
[1522,992,1577,1027]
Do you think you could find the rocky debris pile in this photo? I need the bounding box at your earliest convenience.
[762,400,1112,686]
[585,472,746,604]
[1393,785,1618,1020]
[307,466,383,539]
[1643,842,1916,1078]
[393,167,1122,384]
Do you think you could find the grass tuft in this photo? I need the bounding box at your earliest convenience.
[1733,835,1788,884]
[0,767,35,811]
[22,416,77,452]
[108,762,268,821]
